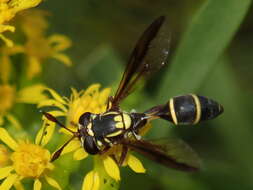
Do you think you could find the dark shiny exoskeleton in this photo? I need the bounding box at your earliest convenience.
[78,111,147,155]
[78,94,223,155]
[45,16,224,172]
[155,94,223,125]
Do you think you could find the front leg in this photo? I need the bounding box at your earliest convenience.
[99,145,111,155]
[110,145,129,166]
[118,145,128,166]
[100,145,128,166]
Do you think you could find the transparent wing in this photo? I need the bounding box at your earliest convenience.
[110,16,170,109]
[122,138,201,172]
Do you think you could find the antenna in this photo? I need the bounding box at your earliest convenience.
[41,111,80,162]
[41,111,76,134]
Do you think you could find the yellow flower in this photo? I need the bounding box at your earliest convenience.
[0,83,47,128]
[38,84,146,190]
[0,0,42,47]
[39,84,111,128]
[17,10,72,79]
[0,127,61,190]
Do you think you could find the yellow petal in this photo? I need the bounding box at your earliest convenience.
[73,148,88,160]
[98,88,111,105]
[82,171,100,190]
[0,25,15,33]
[44,110,66,117]
[0,144,9,167]
[0,84,15,115]
[37,110,66,145]
[14,180,24,190]
[48,34,72,51]
[0,34,14,47]
[5,114,22,130]
[84,84,100,95]
[35,119,55,146]
[8,45,24,55]
[45,176,61,190]
[0,128,18,150]
[44,88,67,105]
[0,55,11,84]
[61,139,80,155]
[0,174,18,190]
[33,179,42,190]
[26,56,41,79]
[127,154,146,173]
[0,24,15,33]
[52,53,72,66]
[103,156,120,181]
[16,84,47,104]
[0,166,13,180]
[59,127,75,136]
[70,87,79,99]
[9,0,42,12]
[19,9,48,37]
[46,162,55,171]
[37,99,68,113]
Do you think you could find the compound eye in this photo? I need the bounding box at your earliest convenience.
[83,136,99,155]
[79,112,91,126]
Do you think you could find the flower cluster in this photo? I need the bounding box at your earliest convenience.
[0,127,61,190]
[0,0,42,47]
[17,10,72,79]
[0,1,74,189]
[0,2,149,190]
[0,83,47,128]
[0,2,72,128]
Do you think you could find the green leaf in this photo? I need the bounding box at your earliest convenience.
[75,45,123,87]
[200,57,253,182]
[158,0,251,99]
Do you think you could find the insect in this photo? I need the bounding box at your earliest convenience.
[43,16,223,172]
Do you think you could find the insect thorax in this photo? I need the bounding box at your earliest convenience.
[91,111,132,139]
[78,110,135,154]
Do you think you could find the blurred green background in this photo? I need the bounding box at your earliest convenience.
[35,0,253,189]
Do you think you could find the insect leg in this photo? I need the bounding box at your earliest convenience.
[98,145,111,155]
[118,145,128,166]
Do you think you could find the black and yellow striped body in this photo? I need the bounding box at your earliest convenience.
[78,111,146,154]
[147,94,223,125]
[47,17,225,168]
[78,94,223,155]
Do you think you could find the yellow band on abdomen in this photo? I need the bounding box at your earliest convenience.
[191,94,201,124]
[169,98,178,125]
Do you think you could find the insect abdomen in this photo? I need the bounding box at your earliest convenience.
[168,94,223,125]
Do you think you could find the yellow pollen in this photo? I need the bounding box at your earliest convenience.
[0,84,15,115]
[11,143,51,178]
